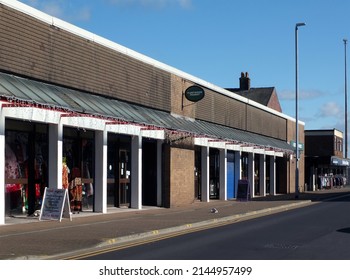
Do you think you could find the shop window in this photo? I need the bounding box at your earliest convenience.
[63,127,94,212]
[5,121,48,216]
[241,152,249,179]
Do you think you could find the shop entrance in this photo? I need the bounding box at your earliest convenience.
[107,134,131,208]
[5,120,48,216]
[266,155,271,194]
[227,151,235,199]
[142,139,157,206]
[209,148,220,199]
[194,147,202,200]
[254,154,260,196]
[63,127,95,212]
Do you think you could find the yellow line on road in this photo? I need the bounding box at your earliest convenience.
[62,219,236,260]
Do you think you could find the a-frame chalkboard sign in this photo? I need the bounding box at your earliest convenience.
[236,179,250,201]
[39,188,72,222]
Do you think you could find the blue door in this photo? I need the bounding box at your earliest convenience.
[227,152,235,199]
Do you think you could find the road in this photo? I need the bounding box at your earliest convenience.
[81,194,350,260]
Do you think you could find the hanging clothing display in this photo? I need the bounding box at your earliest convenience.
[69,167,82,213]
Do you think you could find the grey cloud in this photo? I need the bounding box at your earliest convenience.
[279,89,325,100]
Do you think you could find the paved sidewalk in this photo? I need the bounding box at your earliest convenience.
[0,187,349,260]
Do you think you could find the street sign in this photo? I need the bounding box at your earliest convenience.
[290,141,304,151]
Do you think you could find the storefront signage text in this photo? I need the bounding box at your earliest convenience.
[185,85,205,102]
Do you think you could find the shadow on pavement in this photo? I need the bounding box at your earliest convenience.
[337,227,350,234]
[252,187,350,202]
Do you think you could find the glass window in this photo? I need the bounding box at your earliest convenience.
[5,120,48,216]
[63,127,94,212]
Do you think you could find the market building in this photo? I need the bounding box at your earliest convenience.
[0,0,304,225]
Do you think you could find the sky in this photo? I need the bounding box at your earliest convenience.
[17,0,350,140]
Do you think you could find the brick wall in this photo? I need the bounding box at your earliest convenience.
[267,90,282,113]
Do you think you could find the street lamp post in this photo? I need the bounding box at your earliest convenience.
[295,22,305,199]
[344,39,348,159]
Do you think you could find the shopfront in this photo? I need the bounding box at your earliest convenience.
[62,127,95,212]
[107,133,131,208]
[5,119,48,216]
[0,0,301,225]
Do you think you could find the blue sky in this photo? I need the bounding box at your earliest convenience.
[18,1,350,137]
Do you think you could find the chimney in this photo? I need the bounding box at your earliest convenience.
[239,72,250,90]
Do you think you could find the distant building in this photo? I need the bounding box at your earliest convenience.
[305,129,349,190]
[226,72,282,113]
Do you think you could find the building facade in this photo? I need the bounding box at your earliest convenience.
[305,129,349,190]
[0,0,304,224]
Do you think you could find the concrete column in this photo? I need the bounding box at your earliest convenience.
[248,153,254,198]
[234,151,241,197]
[270,156,276,195]
[201,145,210,202]
[219,149,227,200]
[48,122,63,189]
[259,154,266,196]
[131,135,142,209]
[157,139,162,207]
[0,109,5,225]
[94,129,107,213]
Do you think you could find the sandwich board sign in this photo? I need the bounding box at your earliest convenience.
[39,188,72,222]
[236,179,250,201]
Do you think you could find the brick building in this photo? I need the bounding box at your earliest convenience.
[0,0,303,224]
[305,129,349,190]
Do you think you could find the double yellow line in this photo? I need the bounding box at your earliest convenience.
[63,219,237,260]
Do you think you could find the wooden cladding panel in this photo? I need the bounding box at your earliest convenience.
[196,89,246,131]
[195,88,287,140]
[0,4,289,142]
[247,106,286,139]
[0,5,171,111]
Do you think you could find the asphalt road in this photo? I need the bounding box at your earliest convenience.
[82,194,350,260]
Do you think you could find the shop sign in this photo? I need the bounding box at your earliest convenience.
[331,157,350,166]
[290,141,304,151]
[185,85,205,102]
[236,179,250,201]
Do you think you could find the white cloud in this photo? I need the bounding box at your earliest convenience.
[19,0,91,21]
[74,7,92,21]
[107,0,192,9]
[178,0,192,9]
[318,101,343,118]
[41,1,64,18]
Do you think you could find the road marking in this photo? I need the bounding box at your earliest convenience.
[62,219,238,260]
